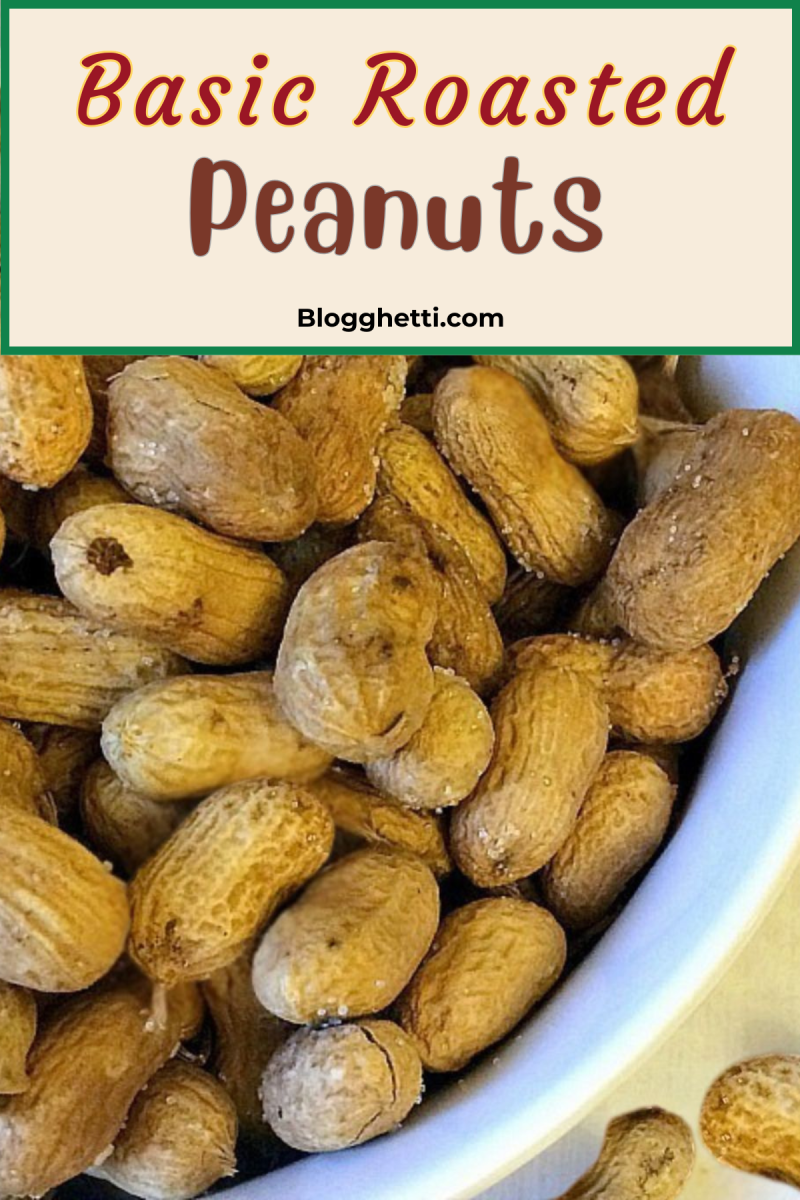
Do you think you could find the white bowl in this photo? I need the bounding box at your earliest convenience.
[233,356,800,1200]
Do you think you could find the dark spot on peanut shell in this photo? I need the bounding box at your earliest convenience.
[87,537,133,576]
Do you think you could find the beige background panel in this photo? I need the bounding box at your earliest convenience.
[7,7,791,347]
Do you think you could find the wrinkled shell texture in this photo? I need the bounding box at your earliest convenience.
[129,778,334,985]
[274,355,406,524]
[92,1060,238,1200]
[433,366,616,584]
[700,1055,800,1186]
[82,354,147,460]
[376,423,507,601]
[398,898,566,1072]
[452,662,609,886]
[0,356,93,486]
[0,805,130,991]
[261,1020,422,1152]
[275,541,438,762]
[0,976,203,1197]
[358,492,504,696]
[559,1108,695,1199]
[101,670,331,802]
[542,751,676,930]
[607,409,800,649]
[308,769,452,876]
[80,758,190,875]
[0,719,56,822]
[52,503,289,664]
[510,634,726,744]
[200,353,303,396]
[0,590,184,728]
[252,848,439,1023]
[202,948,291,1139]
[0,981,37,1094]
[109,357,317,541]
[475,355,639,465]
[366,667,494,809]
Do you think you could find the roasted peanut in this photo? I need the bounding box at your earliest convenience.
[52,503,289,664]
[32,463,131,552]
[542,751,676,930]
[475,355,639,465]
[365,667,494,809]
[0,356,93,487]
[700,1055,800,1187]
[556,1108,695,1199]
[376,423,507,601]
[509,633,727,744]
[274,354,406,524]
[101,671,332,802]
[275,541,438,762]
[398,898,566,1071]
[202,947,291,1141]
[605,409,800,649]
[0,590,185,728]
[0,974,203,1197]
[434,366,616,584]
[109,356,317,541]
[91,1060,238,1200]
[0,981,37,1094]
[261,1020,422,1152]
[636,355,693,423]
[0,719,56,823]
[0,805,130,991]
[199,353,303,395]
[80,759,191,875]
[451,660,608,885]
[359,492,504,695]
[307,767,452,876]
[253,847,439,1023]
[129,778,334,986]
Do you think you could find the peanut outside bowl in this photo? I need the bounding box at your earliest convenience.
[232,356,800,1200]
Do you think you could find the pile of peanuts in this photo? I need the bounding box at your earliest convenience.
[1,352,799,1200]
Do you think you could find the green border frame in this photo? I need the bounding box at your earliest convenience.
[1,1,794,353]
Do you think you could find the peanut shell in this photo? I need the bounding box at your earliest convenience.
[475,354,639,466]
[700,1055,800,1187]
[274,541,438,762]
[129,778,334,986]
[91,1060,238,1200]
[274,355,406,525]
[109,356,317,541]
[0,590,185,729]
[52,503,289,665]
[606,409,800,649]
[0,981,37,1094]
[0,356,92,487]
[261,1020,422,1152]
[366,667,494,809]
[0,805,130,991]
[434,366,616,585]
[398,898,566,1072]
[252,847,439,1023]
[451,661,608,886]
[542,751,676,930]
[101,670,332,802]
[0,974,203,1197]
